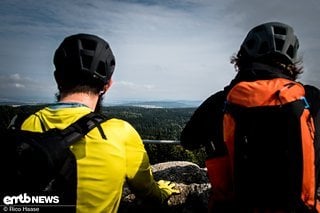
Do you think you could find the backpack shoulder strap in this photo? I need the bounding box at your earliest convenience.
[8,112,33,130]
[304,85,320,189]
[59,112,108,148]
[304,85,320,117]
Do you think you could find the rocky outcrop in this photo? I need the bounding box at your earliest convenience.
[119,161,211,213]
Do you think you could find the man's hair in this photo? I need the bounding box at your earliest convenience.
[55,85,102,101]
[230,49,303,80]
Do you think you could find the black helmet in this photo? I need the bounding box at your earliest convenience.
[54,33,115,88]
[240,22,299,64]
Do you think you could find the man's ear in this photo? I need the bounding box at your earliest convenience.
[104,79,113,91]
[100,79,113,95]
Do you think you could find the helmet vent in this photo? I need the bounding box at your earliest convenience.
[286,45,294,58]
[273,26,286,35]
[81,55,93,70]
[96,61,106,77]
[110,59,115,67]
[275,38,285,51]
[81,39,97,50]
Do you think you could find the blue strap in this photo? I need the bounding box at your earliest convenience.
[300,96,310,109]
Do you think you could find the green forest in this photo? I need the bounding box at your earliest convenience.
[0,105,207,167]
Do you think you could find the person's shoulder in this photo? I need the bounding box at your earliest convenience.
[304,84,320,101]
[197,90,225,110]
[13,106,48,130]
[101,118,143,145]
[304,84,320,93]
[205,90,225,102]
[102,118,136,131]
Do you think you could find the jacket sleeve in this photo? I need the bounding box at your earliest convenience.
[180,91,227,156]
[123,121,171,203]
[180,91,233,206]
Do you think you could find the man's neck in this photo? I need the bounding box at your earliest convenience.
[59,93,98,111]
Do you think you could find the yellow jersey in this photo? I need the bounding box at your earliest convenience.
[21,103,165,213]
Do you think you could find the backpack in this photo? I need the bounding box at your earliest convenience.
[222,78,320,211]
[0,111,107,212]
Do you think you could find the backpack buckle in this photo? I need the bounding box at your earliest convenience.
[300,96,310,109]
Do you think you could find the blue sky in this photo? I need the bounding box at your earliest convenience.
[0,0,320,104]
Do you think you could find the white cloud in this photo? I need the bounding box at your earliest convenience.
[0,73,55,98]
[13,83,25,88]
[9,73,22,81]
[115,81,155,90]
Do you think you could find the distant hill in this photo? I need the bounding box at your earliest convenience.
[0,100,201,108]
[108,100,201,108]
[0,101,48,107]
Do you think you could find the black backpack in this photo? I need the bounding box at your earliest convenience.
[0,112,107,212]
